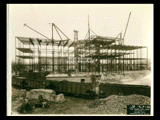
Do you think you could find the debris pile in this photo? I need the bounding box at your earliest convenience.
[12,89,65,114]
[89,94,150,114]
[26,89,56,102]
[55,94,65,103]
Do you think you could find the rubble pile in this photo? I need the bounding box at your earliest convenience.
[55,94,65,103]
[26,89,56,102]
[89,94,150,114]
[12,89,65,114]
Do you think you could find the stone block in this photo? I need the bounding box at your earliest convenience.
[54,94,65,103]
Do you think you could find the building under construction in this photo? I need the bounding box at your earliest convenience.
[14,13,148,76]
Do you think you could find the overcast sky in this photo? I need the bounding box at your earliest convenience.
[7,4,153,62]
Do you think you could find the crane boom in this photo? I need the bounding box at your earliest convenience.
[24,23,50,40]
[123,12,131,40]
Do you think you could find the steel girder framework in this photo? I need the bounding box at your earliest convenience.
[15,21,148,75]
[15,35,148,75]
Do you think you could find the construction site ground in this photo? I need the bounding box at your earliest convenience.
[11,86,150,115]
[11,70,151,115]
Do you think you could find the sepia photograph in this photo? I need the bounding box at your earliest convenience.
[7,4,153,116]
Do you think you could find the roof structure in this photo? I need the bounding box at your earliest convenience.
[16,36,69,46]
[16,36,146,51]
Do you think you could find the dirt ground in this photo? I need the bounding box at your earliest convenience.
[11,87,150,115]
[11,86,98,115]
[30,96,98,114]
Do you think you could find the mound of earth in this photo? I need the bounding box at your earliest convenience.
[89,94,150,114]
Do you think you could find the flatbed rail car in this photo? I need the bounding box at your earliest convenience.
[12,76,150,98]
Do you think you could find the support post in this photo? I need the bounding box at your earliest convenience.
[88,15,91,73]
[74,30,79,73]
[122,33,125,74]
